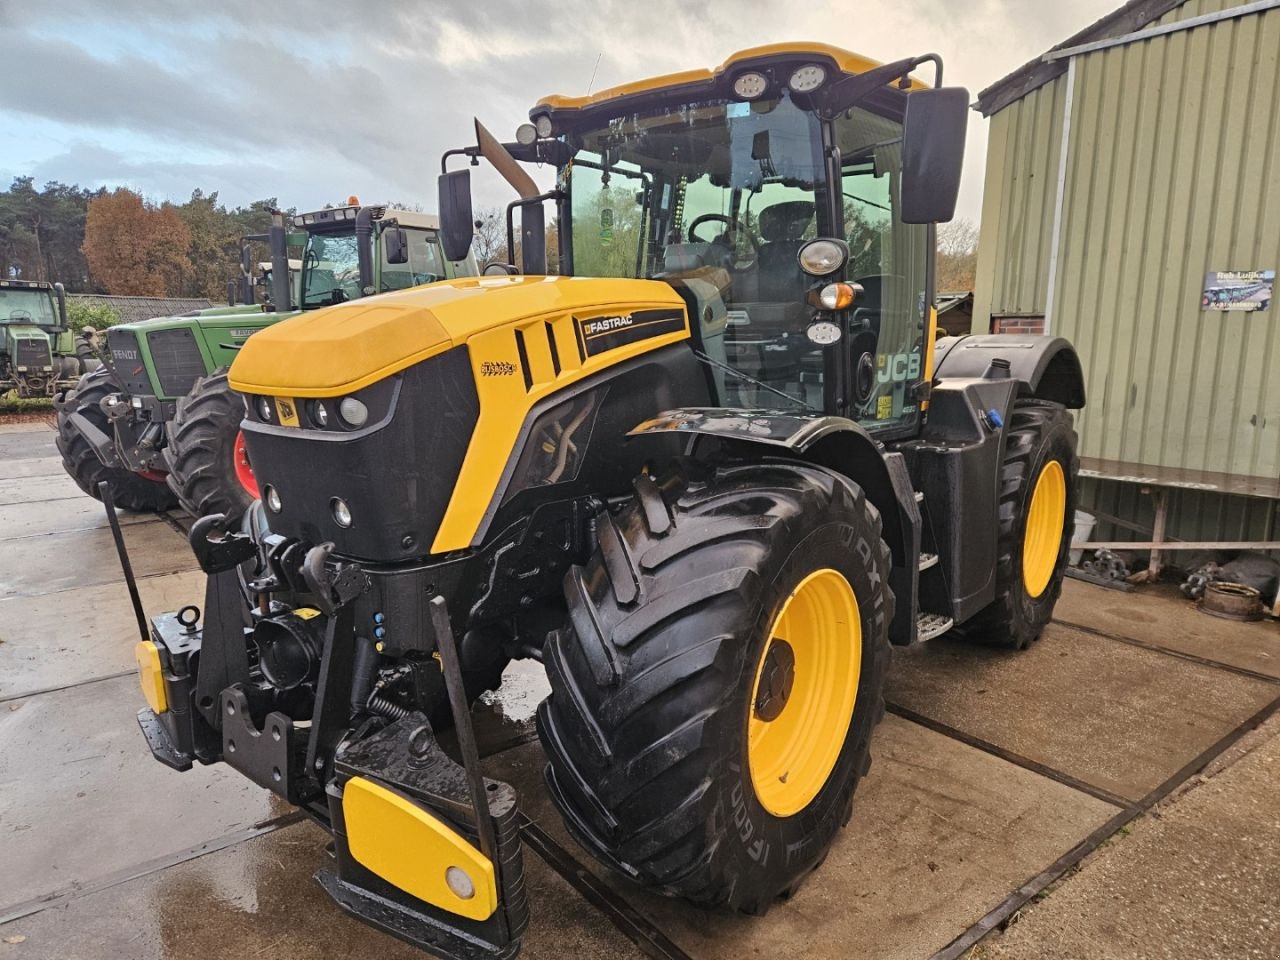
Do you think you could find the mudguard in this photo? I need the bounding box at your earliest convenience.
[629,408,921,644]
[933,334,1085,408]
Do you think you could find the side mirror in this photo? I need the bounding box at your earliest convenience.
[383,226,408,265]
[438,169,475,262]
[901,87,969,224]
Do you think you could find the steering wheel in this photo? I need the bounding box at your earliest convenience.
[687,214,760,254]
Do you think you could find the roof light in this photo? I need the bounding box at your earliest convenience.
[515,123,537,145]
[534,114,553,139]
[789,63,827,93]
[732,71,768,100]
[347,195,360,206]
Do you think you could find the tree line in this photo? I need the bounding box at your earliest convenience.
[0,177,288,300]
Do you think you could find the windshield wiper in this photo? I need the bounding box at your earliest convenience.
[691,349,815,412]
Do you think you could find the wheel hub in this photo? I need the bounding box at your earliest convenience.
[753,639,795,722]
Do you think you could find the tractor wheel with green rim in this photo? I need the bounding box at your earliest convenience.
[55,368,178,512]
[164,369,258,521]
[537,460,893,913]
[957,400,1078,650]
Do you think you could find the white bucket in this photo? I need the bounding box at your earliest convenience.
[1070,510,1096,566]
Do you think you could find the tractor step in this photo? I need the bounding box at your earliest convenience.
[918,551,938,571]
[916,611,954,642]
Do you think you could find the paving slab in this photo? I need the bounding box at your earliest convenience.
[487,714,1116,960]
[0,674,280,909]
[0,473,84,507]
[0,569,207,698]
[887,622,1279,804]
[0,496,158,542]
[0,520,192,600]
[1056,578,1280,679]
[971,716,1280,960]
[0,457,65,481]
[0,817,646,960]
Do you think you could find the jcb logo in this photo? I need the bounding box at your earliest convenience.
[278,399,296,420]
[877,352,921,383]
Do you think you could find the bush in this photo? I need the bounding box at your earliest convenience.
[66,300,122,333]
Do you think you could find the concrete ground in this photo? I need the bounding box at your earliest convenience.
[1,418,1277,960]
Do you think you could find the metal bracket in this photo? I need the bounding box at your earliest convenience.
[190,514,258,574]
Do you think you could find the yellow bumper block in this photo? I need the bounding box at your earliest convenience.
[343,776,498,922]
[134,640,168,715]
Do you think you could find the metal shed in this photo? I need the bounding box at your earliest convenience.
[972,0,1280,564]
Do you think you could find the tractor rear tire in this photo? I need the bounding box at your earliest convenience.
[537,460,893,914]
[164,369,256,522]
[957,400,1078,650]
[55,368,177,513]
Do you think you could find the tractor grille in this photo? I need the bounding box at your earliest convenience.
[106,329,152,395]
[15,338,51,369]
[146,328,205,397]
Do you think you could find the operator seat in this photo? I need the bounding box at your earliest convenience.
[754,200,815,301]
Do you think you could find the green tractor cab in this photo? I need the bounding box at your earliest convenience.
[0,279,94,399]
[55,205,478,515]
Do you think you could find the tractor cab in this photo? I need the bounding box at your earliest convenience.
[295,200,477,309]
[439,44,967,439]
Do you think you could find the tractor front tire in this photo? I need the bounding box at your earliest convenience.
[958,400,1078,650]
[55,368,177,513]
[164,369,257,522]
[538,460,893,914]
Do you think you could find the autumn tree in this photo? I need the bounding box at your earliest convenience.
[82,189,192,297]
[936,218,979,292]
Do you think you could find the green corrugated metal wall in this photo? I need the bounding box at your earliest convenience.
[973,0,1280,549]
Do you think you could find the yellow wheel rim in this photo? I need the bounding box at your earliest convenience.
[1022,459,1067,598]
[747,568,861,818]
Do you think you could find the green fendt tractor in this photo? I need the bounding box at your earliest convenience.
[55,203,476,516]
[0,279,96,399]
[124,44,1085,959]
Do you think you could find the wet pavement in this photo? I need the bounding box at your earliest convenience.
[1,419,1278,960]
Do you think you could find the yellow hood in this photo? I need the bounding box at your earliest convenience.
[229,275,684,398]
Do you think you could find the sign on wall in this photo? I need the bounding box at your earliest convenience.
[1202,270,1274,312]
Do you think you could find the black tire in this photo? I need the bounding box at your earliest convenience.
[55,368,177,512]
[537,459,893,913]
[164,369,256,521]
[957,400,1078,649]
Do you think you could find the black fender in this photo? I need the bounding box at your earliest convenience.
[933,334,1085,408]
[629,409,919,642]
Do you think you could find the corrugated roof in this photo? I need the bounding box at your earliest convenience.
[974,0,1186,116]
[69,294,214,324]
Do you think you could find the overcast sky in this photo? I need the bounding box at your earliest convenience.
[0,0,1118,225]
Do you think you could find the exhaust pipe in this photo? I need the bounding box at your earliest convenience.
[474,119,539,199]
[474,119,547,275]
[268,212,292,313]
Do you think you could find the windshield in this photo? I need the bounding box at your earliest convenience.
[301,228,361,307]
[562,91,928,428]
[0,288,58,327]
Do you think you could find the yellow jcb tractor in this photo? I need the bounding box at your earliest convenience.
[125,43,1083,959]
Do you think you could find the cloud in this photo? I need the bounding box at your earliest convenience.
[3,0,1120,224]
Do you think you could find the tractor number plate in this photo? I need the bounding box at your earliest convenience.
[274,397,300,427]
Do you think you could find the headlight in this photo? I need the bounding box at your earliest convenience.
[534,114,553,139]
[732,71,768,100]
[338,396,368,428]
[789,64,827,93]
[309,400,329,428]
[264,484,282,513]
[258,397,273,421]
[798,238,848,276]
[515,123,537,145]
